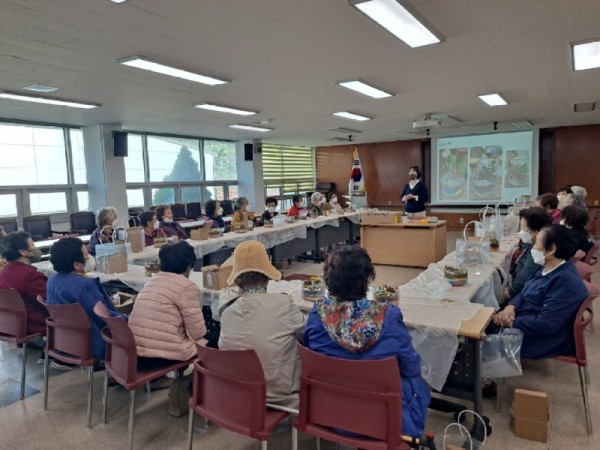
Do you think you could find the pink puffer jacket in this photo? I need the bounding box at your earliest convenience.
[129,272,206,361]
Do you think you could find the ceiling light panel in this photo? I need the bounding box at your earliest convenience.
[349,0,443,48]
[572,40,600,71]
[0,92,99,109]
[22,84,58,93]
[229,124,272,132]
[478,93,508,106]
[194,103,256,116]
[118,56,230,85]
[337,79,393,98]
[109,0,129,4]
[332,111,372,121]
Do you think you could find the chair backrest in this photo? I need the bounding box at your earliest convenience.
[44,302,92,362]
[575,261,595,282]
[220,200,234,215]
[584,240,600,265]
[0,289,27,341]
[170,203,187,220]
[70,211,97,235]
[296,344,402,445]
[23,215,52,240]
[0,218,18,233]
[192,345,268,436]
[186,202,202,219]
[572,286,598,366]
[97,312,138,384]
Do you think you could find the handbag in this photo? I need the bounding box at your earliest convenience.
[481,328,524,378]
[125,216,145,253]
[455,221,490,267]
[95,227,128,274]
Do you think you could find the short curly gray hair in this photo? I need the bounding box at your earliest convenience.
[235,197,248,211]
[96,206,118,227]
[310,191,324,204]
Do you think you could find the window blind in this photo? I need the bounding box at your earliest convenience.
[262,144,315,195]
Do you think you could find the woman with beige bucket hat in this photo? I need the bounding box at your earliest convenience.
[218,240,306,409]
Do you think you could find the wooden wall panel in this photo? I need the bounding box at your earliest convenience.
[316,139,424,207]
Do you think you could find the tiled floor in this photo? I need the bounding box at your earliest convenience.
[1,239,599,449]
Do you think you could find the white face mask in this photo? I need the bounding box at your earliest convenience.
[163,217,173,224]
[557,194,566,203]
[298,202,305,209]
[216,207,224,216]
[153,220,160,230]
[518,230,533,244]
[267,207,276,213]
[319,199,326,205]
[331,197,337,204]
[531,248,546,266]
[84,256,96,273]
[559,219,565,226]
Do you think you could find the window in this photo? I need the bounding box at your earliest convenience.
[30,192,67,215]
[262,144,315,198]
[205,186,224,201]
[126,189,145,207]
[0,194,17,217]
[147,136,201,183]
[204,140,237,180]
[125,134,145,183]
[181,186,201,203]
[77,191,90,211]
[70,129,87,184]
[152,187,174,205]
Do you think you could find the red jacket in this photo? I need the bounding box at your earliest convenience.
[0,261,49,334]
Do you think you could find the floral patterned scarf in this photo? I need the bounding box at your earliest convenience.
[316,297,388,353]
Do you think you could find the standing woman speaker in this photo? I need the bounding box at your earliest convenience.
[401,165,429,217]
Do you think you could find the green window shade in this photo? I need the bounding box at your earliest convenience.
[262,144,315,195]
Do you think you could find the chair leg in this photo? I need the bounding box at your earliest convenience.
[316,436,321,450]
[578,366,593,435]
[102,369,109,424]
[43,350,50,409]
[20,342,28,400]
[261,440,268,450]
[187,407,194,450]
[86,365,94,429]
[128,390,136,450]
[495,378,502,414]
[584,365,591,386]
[292,427,298,450]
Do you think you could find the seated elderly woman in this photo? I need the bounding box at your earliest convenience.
[308,191,325,218]
[204,200,227,230]
[139,211,167,247]
[287,194,307,218]
[129,241,206,361]
[561,205,593,254]
[46,237,127,361]
[535,193,561,224]
[0,231,49,334]
[304,246,430,438]
[89,206,118,256]
[218,240,306,409]
[259,196,279,226]
[326,192,344,214]
[493,225,589,358]
[230,197,255,228]
[155,205,188,240]
[504,207,552,301]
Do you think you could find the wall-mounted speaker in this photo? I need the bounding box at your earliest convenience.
[244,143,253,161]
[113,131,128,157]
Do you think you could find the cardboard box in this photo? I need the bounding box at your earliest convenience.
[201,264,233,290]
[513,389,549,442]
[190,220,214,241]
[114,291,136,315]
[361,211,401,224]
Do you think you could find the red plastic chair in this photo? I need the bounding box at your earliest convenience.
[554,285,599,435]
[584,240,600,266]
[42,301,95,428]
[187,345,289,450]
[292,344,412,450]
[0,289,45,400]
[575,261,595,283]
[97,313,193,450]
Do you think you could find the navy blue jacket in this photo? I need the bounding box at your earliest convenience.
[509,262,588,359]
[509,243,538,298]
[401,181,429,213]
[305,302,430,438]
[47,273,127,360]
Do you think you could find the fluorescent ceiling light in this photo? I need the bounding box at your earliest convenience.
[109,0,129,4]
[478,93,508,106]
[0,92,99,109]
[337,79,393,98]
[572,40,600,71]
[194,103,256,116]
[229,124,272,132]
[332,111,372,121]
[349,0,443,48]
[22,84,58,93]
[118,56,230,85]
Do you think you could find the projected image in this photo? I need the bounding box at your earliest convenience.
[469,146,503,200]
[439,147,468,200]
[505,150,530,188]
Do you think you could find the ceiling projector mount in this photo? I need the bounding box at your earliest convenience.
[412,113,461,129]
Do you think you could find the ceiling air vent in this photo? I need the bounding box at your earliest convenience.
[574,102,596,113]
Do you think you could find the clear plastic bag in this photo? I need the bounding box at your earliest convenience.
[481,328,524,378]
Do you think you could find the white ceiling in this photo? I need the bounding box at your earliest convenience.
[1,0,600,147]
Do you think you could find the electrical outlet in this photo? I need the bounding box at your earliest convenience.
[595,200,599,206]
[459,218,464,224]
[388,200,391,205]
